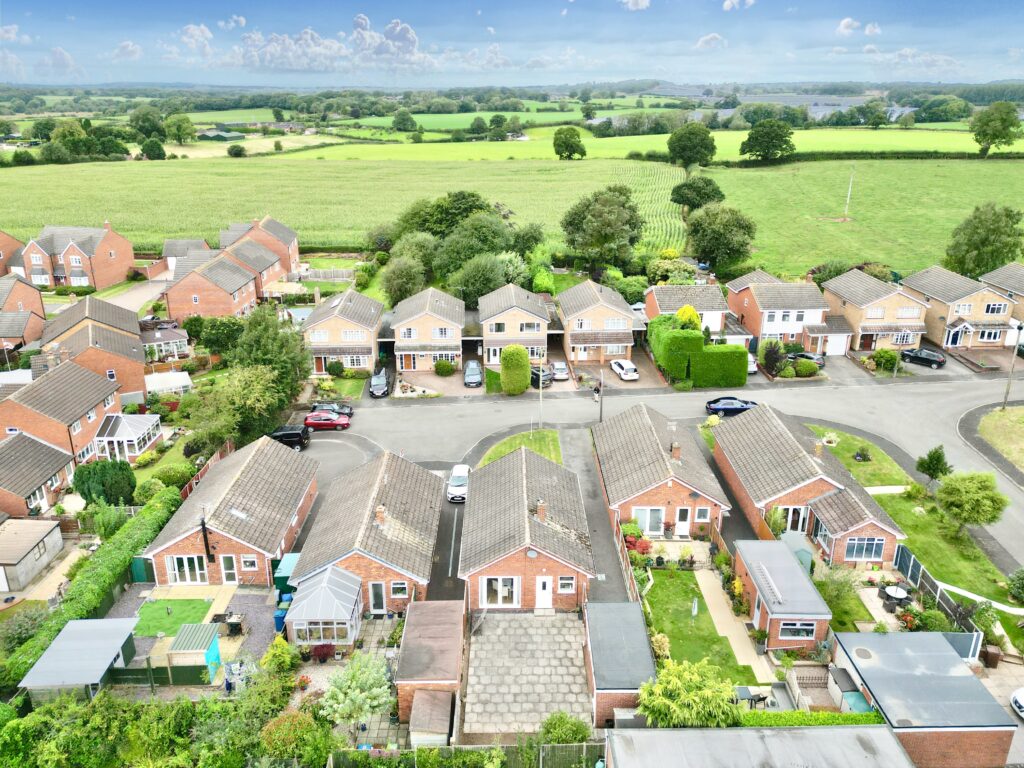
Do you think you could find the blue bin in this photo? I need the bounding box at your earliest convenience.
[273,609,287,632]
[281,593,293,603]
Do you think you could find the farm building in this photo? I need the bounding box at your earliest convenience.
[198,130,245,142]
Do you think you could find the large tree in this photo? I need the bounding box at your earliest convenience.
[936,472,1009,535]
[561,184,645,273]
[670,176,724,218]
[194,364,285,443]
[685,203,756,273]
[943,203,1024,279]
[72,460,136,506]
[128,105,165,139]
[552,126,587,160]
[390,231,438,273]
[637,659,741,728]
[433,212,513,278]
[200,316,245,355]
[382,255,426,305]
[971,101,1024,157]
[320,652,392,745]
[667,122,716,168]
[164,114,196,145]
[228,305,310,401]
[739,118,796,161]
[448,253,506,309]
[50,119,86,144]
[391,108,417,132]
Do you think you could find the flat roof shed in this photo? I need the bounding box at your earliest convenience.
[585,602,656,691]
[395,600,465,684]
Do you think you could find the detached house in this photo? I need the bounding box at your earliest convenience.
[558,280,635,364]
[980,262,1024,325]
[289,451,444,620]
[220,216,300,275]
[713,405,905,568]
[145,436,319,586]
[592,403,731,541]
[12,223,133,290]
[479,284,549,367]
[303,289,384,374]
[459,447,595,612]
[392,287,465,372]
[900,265,1018,349]
[222,240,288,298]
[0,229,25,277]
[0,433,75,516]
[164,253,257,321]
[823,269,928,352]
[0,274,45,349]
[644,284,751,346]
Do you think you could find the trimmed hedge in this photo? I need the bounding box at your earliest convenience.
[0,486,183,688]
[649,315,747,387]
[691,344,748,388]
[500,345,530,395]
[740,710,884,727]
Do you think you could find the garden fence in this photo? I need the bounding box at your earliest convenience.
[304,268,355,282]
[328,743,604,768]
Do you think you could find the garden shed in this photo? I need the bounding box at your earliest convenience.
[409,689,453,748]
[395,600,465,721]
[167,623,221,683]
[584,602,657,727]
[0,518,63,591]
[284,566,362,647]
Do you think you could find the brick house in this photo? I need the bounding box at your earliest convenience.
[144,436,319,587]
[0,229,25,278]
[592,403,731,541]
[220,216,300,276]
[303,289,384,374]
[163,253,258,321]
[0,274,45,349]
[900,265,1019,350]
[391,287,465,372]
[459,447,595,612]
[644,284,752,346]
[161,239,209,276]
[583,602,656,728]
[478,283,549,367]
[222,240,288,298]
[289,451,444,618]
[558,280,635,364]
[822,269,928,352]
[733,540,831,653]
[981,262,1024,325]
[712,405,905,569]
[394,600,465,721]
[0,433,75,516]
[11,223,133,290]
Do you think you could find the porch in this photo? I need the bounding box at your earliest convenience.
[943,318,1018,350]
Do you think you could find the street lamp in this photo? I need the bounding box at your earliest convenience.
[1001,320,1023,411]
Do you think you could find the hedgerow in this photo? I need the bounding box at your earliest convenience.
[691,344,748,388]
[740,709,884,727]
[649,315,747,387]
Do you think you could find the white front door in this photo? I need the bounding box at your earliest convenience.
[754,594,762,626]
[369,582,386,615]
[536,576,553,609]
[574,346,588,361]
[487,346,501,364]
[677,507,691,534]
[221,555,238,585]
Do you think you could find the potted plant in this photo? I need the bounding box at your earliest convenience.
[311,643,335,664]
[296,674,311,691]
[355,638,364,650]
[663,520,676,540]
[298,646,312,663]
[750,629,768,655]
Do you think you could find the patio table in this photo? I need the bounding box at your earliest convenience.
[884,586,908,601]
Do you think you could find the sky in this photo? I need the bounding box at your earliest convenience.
[0,1,1020,88]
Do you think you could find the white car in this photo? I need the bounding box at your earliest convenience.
[610,359,640,381]
[1011,688,1024,719]
[551,361,571,381]
[446,464,470,503]
[748,353,758,374]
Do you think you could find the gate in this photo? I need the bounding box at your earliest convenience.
[130,556,155,583]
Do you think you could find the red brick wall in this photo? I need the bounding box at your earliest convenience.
[72,348,146,400]
[616,480,724,540]
[152,528,274,586]
[726,287,762,338]
[396,682,458,723]
[1,279,45,319]
[86,228,135,290]
[0,312,44,348]
[165,271,254,321]
[713,443,774,540]
[0,391,119,460]
[896,730,1014,768]
[18,242,54,287]
[595,692,639,727]
[643,290,662,320]
[0,232,25,276]
[334,552,426,615]
[234,225,299,274]
[810,516,899,568]
[465,549,589,612]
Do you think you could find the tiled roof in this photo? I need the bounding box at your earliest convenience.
[804,316,854,335]
[646,284,729,314]
[981,262,1024,297]
[195,255,256,294]
[478,284,548,322]
[749,283,829,311]
[726,269,784,292]
[392,287,464,327]
[226,240,279,273]
[291,452,444,584]
[146,436,319,555]
[41,296,140,344]
[593,403,729,508]
[901,265,986,304]
[219,223,251,248]
[9,362,118,424]
[459,447,594,576]
[260,216,298,246]
[55,324,144,362]
[0,274,37,308]
[35,226,106,257]
[0,433,71,497]
[161,239,209,260]
[557,280,632,318]
[567,330,633,345]
[303,289,384,330]
[0,312,31,338]
[823,269,898,307]
[171,249,219,282]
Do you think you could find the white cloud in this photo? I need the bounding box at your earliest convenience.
[0,49,24,78]
[157,42,182,62]
[864,22,881,36]
[218,15,247,31]
[862,44,880,55]
[694,32,726,50]
[836,17,860,36]
[35,47,82,78]
[524,46,595,71]
[179,23,214,59]
[109,40,143,62]
[863,45,962,74]
[722,0,754,10]
[0,24,31,45]
[829,46,848,56]
[621,0,651,10]
[561,8,568,15]
[66,15,75,22]
[784,51,796,60]
[486,26,495,35]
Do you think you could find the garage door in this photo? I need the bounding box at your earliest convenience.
[0,568,8,593]
[825,334,849,356]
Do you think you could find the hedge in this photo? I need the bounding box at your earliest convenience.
[0,486,183,688]
[740,710,884,727]
[628,149,1024,167]
[649,315,747,387]
[691,344,748,388]
[500,345,530,395]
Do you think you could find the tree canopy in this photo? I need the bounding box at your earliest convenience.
[936,472,1009,535]
[553,126,587,160]
[320,651,392,745]
[228,306,310,403]
[667,122,716,168]
[970,101,1023,157]
[382,255,426,305]
[391,108,417,132]
[670,176,725,217]
[199,315,244,355]
[72,460,136,506]
[164,114,196,145]
[448,253,507,309]
[561,184,645,273]
[917,445,953,486]
[637,659,742,728]
[739,118,796,161]
[943,203,1024,279]
[686,203,756,273]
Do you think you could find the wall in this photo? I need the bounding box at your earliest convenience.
[233,224,300,275]
[88,229,135,291]
[760,308,826,343]
[711,443,773,541]
[165,271,252,321]
[152,528,273,587]
[305,312,379,372]
[895,729,1014,768]
[0,231,25,276]
[825,289,925,351]
[581,604,640,726]
[132,257,168,280]
[396,681,459,723]
[394,311,463,371]
[1,278,46,320]
[72,348,146,402]
[727,288,763,338]
[465,548,589,612]
[0,391,120,460]
[222,250,287,298]
[811,517,899,569]
[333,552,426,614]
[614,478,724,540]
[482,307,548,364]
[5,524,64,591]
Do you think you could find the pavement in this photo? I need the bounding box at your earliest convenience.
[976,662,1024,765]
[693,569,775,684]
[104,273,171,312]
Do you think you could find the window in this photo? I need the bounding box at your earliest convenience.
[520,322,542,333]
[781,311,791,322]
[574,318,591,331]
[765,312,776,323]
[896,306,921,319]
[891,332,915,345]
[399,327,417,340]
[106,369,116,381]
[192,295,199,304]
[488,322,506,334]
[86,409,96,423]
[240,555,260,571]
[391,581,409,598]
[70,420,82,435]
[343,355,368,368]
[293,620,349,645]
[788,333,797,341]
[985,302,1009,315]
[604,317,628,330]
[16,302,22,311]
[953,302,972,316]
[866,306,884,319]
[812,518,832,552]
[108,250,115,259]
[695,507,711,522]
[979,329,1002,342]
[526,346,545,359]
[779,621,816,639]
[5,427,18,435]
[232,291,239,301]
[342,329,366,342]
[75,443,94,463]
[845,537,885,561]
[605,344,627,355]
[48,473,61,489]
[30,253,42,265]
[432,327,452,339]
[70,256,81,267]
[743,297,749,307]
[432,352,458,363]
[309,329,328,343]
[633,507,664,536]
[482,576,518,607]
[558,576,576,593]
[103,394,115,408]
[32,541,46,561]
[795,311,805,322]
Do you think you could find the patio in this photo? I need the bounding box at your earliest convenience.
[856,582,914,632]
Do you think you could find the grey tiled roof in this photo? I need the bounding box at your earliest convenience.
[146,436,319,555]
[291,452,444,584]
[804,316,853,335]
[593,403,729,508]
[195,255,256,294]
[901,265,986,304]
[35,226,106,256]
[459,447,594,576]
[0,312,31,338]
[478,284,548,322]
[981,262,1024,297]
[567,330,633,345]
[726,269,784,292]
[0,383,25,400]
[646,284,729,314]
[303,289,384,330]
[0,433,71,497]
[226,240,279,273]
[823,269,898,307]
[735,540,831,617]
[171,249,219,282]
[749,283,829,311]
[260,217,298,246]
[392,288,465,327]
[557,280,632,319]
[161,239,209,260]
[10,362,118,424]
[42,296,140,344]
[219,223,251,248]
[0,274,37,309]
[55,324,144,362]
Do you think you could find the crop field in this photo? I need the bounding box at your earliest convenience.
[127,133,345,159]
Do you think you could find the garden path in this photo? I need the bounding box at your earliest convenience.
[693,569,775,683]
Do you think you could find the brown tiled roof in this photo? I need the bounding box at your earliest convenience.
[823,269,899,307]
[41,296,140,344]
[558,280,632,318]
[303,289,383,330]
[646,284,728,314]
[901,266,987,304]
[10,362,118,424]
[392,287,464,327]
[478,284,548,322]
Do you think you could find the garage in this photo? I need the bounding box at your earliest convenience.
[804,317,853,357]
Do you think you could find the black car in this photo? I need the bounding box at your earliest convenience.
[900,348,946,369]
[310,401,354,417]
[369,368,391,398]
[530,364,553,389]
[268,424,312,451]
[705,396,758,416]
[787,351,826,368]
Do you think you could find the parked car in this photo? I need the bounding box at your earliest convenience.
[268,425,312,451]
[747,353,758,374]
[304,411,351,431]
[610,359,640,381]
[531,364,553,389]
[901,347,946,369]
[551,361,570,381]
[463,360,483,388]
[309,401,354,417]
[369,368,391,398]
[788,351,825,368]
[705,396,758,416]
[446,464,470,503]
[1011,688,1024,719]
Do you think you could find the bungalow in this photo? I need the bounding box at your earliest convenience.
[733,539,831,652]
[303,289,384,374]
[289,451,444,617]
[643,284,751,346]
[592,403,731,541]
[558,280,635,364]
[220,216,300,275]
[392,287,465,372]
[0,274,45,349]
[12,223,133,290]
[0,229,25,277]
[980,261,1024,325]
[0,433,74,516]
[161,239,210,275]
[145,436,319,587]
[479,284,549,367]
[459,447,595,612]
[823,269,928,352]
[0,518,64,591]
[163,253,258,321]
[584,602,656,728]
[900,265,1018,350]
[712,405,905,568]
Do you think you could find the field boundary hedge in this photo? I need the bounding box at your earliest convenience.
[628,149,1024,166]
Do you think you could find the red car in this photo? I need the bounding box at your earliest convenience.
[304,411,351,431]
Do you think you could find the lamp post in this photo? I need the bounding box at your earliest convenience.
[1002,320,1023,411]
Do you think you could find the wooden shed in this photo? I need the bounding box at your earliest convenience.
[167,623,221,683]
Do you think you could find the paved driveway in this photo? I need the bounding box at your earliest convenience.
[105,275,170,312]
[575,351,666,391]
[821,355,873,385]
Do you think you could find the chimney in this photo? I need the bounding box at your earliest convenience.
[535,499,547,523]
[374,504,388,527]
[252,217,261,227]
[805,271,815,284]
[670,441,681,461]
[103,220,111,232]
[314,286,321,304]
[707,274,718,285]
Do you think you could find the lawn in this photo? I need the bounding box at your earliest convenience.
[135,599,211,636]
[133,437,187,483]
[808,425,910,487]
[303,257,361,270]
[479,429,562,467]
[330,376,365,399]
[93,281,136,299]
[978,407,1024,473]
[0,599,46,624]
[551,272,586,295]
[646,570,758,685]
[814,579,872,632]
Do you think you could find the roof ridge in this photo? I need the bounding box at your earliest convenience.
[209,438,266,521]
[639,403,675,481]
[353,452,389,552]
[520,447,531,549]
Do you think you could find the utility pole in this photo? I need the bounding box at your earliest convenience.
[1002,321,1022,410]
[538,364,544,429]
[599,369,605,423]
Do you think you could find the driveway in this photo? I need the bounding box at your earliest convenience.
[821,355,873,385]
[575,351,666,391]
[399,370,485,398]
[105,275,170,313]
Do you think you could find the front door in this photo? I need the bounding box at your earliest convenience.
[754,594,762,626]
[221,555,238,585]
[946,328,963,348]
[369,582,386,615]
[677,507,691,535]
[785,507,807,533]
[536,576,553,610]
[487,346,501,364]
[574,346,588,362]
[860,334,875,351]
[401,354,416,371]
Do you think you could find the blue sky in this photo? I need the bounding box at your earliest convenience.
[0,1,1019,87]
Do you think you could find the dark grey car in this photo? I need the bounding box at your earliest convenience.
[369,368,391,398]
[463,360,483,387]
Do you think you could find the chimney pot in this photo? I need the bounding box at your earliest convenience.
[252,218,261,227]
[374,504,387,526]
[103,220,111,231]
[535,499,547,523]
[670,441,681,461]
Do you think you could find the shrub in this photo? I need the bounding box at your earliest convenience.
[367,224,396,253]
[310,643,336,663]
[740,710,884,727]
[434,359,455,377]
[180,360,198,374]
[123,402,140,415]
[778,365,796,378]
[0,605,48,653]
[261,636,302,675]
[531,268,555,294]
[539,711,591,744]
[140,137,165,160]
[226,143,247,157]
[621,521,644,539]
[354,271,371,290]
[783,342,805,354]
[133,477,166,505]
[650,633,671,660]
[794,359,819,378]
[499,345,530,395]
[692,344,748,387]
[916,609,952,632]
[673,380,694,392]
[761,340,786,375]
[1009,569,1024,603]
[153,462,195,489]
[871,348,899,372]
[326,361,345,377]
[616,275,649,305]
[95,504,129,539]
[73,460,136,505]
[134,450,159,467]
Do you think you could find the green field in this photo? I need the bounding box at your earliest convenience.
[184,108,278,125]
[338,106,677,131]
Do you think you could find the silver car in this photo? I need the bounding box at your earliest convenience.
[447,464,470,503]
[551,361,570,381]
